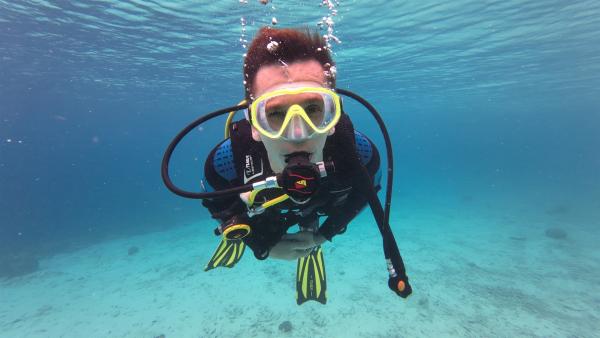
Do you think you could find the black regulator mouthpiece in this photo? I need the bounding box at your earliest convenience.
[280,152,322,203]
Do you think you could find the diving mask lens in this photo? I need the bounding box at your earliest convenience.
[251,87,341,139]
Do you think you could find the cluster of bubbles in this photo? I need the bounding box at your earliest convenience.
[323,62,337,82]
[240,17,248,50]
[239,1,341,53]
[239,0,277,56]
[318,0,340,50]
[266,40,279,53]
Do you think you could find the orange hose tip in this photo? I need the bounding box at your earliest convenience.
[397,280,406,292]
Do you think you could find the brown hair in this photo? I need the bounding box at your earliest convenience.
[243,27,335,101]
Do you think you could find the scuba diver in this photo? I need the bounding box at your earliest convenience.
[161,27,412,305]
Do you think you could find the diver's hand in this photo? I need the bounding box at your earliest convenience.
[269,231,325,260]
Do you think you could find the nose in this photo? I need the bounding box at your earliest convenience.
[284,115,310,141]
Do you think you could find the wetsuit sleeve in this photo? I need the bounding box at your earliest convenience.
[318,138,381,241]
[201,141,247,223]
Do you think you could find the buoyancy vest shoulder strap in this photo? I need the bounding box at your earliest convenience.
[228,119,271,184]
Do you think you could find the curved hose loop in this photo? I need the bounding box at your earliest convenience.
[335,88,393,224]
[161,103,253,199]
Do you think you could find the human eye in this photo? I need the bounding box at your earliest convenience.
[267,109,286,119]
[305,103,323,115]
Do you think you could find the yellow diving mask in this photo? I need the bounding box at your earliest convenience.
[249,86,342,140]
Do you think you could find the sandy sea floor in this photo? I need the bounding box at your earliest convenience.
[1,201,599,338]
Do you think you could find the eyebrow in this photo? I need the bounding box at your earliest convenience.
[265,93,322,108]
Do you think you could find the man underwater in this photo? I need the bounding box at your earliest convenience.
[162,27,411,305]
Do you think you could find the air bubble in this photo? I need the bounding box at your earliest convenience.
[267,41,279,53]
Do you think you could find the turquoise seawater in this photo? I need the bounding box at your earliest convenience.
[1,1,599,337]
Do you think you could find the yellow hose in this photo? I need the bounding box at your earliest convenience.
[262,194,289,208]
[224,100,247,138]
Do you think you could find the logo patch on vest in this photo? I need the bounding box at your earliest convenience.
[244,154,263,183]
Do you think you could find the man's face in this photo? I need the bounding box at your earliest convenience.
[250,59,333,173]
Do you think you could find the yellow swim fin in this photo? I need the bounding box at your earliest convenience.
[204,238,245,271]
[296,246,327,305]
